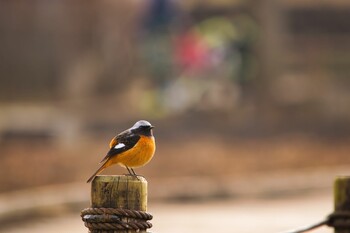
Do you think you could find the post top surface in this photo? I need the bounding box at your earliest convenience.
[92,175,147,183]
[335,176,350,181]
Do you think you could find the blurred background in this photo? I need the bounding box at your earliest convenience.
[0,0,350,232]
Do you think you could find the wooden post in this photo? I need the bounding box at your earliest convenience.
[334,176,350,233]
[88,175,149,233]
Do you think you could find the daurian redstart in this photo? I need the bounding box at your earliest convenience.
[87,120,156,183]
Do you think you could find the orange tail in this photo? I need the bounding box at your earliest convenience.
[86,160,109,183]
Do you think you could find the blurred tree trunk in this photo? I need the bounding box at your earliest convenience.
[248,0,286,115]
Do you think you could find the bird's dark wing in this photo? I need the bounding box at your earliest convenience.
[99,133,140,163]
[109,136,118,148]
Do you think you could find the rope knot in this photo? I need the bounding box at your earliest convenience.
[327,211,350,229]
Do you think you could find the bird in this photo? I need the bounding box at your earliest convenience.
[87,120,156,183]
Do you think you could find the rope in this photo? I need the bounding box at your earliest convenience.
[81,207,153,231]
[281,211,350,233]
[82,208,350,232]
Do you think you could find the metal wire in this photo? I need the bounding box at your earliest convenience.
[280,219,328,233]
[281,211,350,233]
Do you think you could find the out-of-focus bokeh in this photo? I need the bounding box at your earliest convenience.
[0,0,349,232]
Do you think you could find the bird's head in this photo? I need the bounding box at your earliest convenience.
[131,120,154,136]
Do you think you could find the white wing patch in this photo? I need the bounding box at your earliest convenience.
[114,143,125,150]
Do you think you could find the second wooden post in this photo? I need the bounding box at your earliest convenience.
[334,176,350,233]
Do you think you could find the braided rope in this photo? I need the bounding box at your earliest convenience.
[81,207,153,220]
[84,221,152,230]
[81,207,153,231]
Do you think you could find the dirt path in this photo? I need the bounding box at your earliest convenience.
[7,191,333,233]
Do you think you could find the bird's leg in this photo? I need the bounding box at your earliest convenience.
[130,168,141,180]
[131,168,137,176]
[125,166,133,176]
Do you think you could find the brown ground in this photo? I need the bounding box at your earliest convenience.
[1,131,349,194]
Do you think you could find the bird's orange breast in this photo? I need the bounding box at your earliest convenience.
[108,135,156,168]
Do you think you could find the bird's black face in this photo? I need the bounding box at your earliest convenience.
[132,125,154,136]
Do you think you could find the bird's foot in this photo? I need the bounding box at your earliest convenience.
[123,173,142,180]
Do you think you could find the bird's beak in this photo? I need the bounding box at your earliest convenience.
[150,125,155,129]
